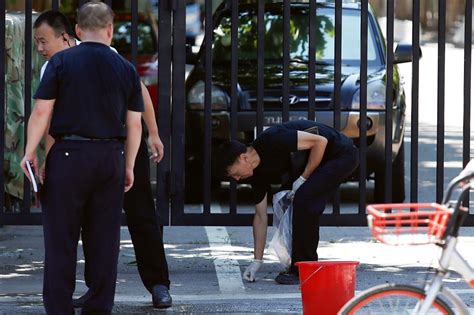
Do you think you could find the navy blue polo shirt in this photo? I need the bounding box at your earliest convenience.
[34,41,144,139]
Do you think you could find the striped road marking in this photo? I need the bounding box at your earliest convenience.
[204,202,245,294]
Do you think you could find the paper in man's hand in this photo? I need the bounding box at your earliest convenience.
[26,161,38,192]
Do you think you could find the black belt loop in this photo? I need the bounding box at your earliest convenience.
[57,134,122,142]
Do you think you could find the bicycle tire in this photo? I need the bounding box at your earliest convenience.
[339,283,454,315]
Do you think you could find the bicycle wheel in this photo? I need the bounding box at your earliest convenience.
[339,283,454,315]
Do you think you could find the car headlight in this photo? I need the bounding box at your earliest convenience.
[351,80,386,110]
[187,81,229,110]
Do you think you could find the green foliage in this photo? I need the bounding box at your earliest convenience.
[212,6,335,63]
[60,0,77,15]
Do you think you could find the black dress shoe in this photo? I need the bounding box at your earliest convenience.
[152,284,172,309]
[72,294,87,308]
[275,271,300,285]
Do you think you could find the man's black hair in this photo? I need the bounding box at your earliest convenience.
[34,10,74,37]
[217,140,247,177]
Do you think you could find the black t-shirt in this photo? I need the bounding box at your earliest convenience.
[250,120,353,204]
[34,42,144,139]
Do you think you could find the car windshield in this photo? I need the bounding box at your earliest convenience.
[212,6,382,66]
[113,20,156,54]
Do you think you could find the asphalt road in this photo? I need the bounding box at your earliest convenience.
[1,225,474,314]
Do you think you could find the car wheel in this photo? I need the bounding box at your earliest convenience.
[374,141,405,203]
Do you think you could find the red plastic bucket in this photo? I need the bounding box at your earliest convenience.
[295,261,359,315]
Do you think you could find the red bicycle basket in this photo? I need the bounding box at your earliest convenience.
[367,203,452,245]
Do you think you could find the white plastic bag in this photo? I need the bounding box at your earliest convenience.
[268,190,293,268]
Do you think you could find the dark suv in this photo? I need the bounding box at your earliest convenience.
[185,1,414,202]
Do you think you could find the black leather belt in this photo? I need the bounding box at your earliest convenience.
[58,134,122,142]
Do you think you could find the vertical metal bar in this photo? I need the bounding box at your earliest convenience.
[253,0,265,218]
[0,1,5,219]
[171,0,186,222]
[436,0,445,203]
[308,0,316,121]
[202,0,213,214]
[52,0,59,11]
[463,0,472,207]
[334,1,342,132]
[359,0,368,214]
[131,0,138,67]
[230,1,238,141]
[282,1,290,122]
[23,0,33,213]
[384,0,394,202]
[411,0,420,203]
[333,0,342,215]
[157,0,172,225]
[256,0,264,135]
[229,0,239,214]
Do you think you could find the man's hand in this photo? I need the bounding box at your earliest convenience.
[292,175,306,193]
[124,167,134,192]
[147,133,164,163]
[243,259,263,282]
[20,99,54,183]
[20,153,38,183]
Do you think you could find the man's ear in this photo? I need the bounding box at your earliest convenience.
[75,24,81,39]
[106,23,113,41]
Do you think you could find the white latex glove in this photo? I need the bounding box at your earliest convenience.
[292,175,306,193]
[243,259,263,282]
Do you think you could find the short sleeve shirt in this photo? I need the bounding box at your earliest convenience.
[249,120,353,204]
[34,41,143,139]
[39,40,118,80]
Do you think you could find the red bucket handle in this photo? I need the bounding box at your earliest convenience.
[300,266,324,288]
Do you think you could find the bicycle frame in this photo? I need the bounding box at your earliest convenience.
[413,168,474,315]
[417,187,474,314]
[415,235,473,314]
[441,237,474,287]
[340,162,474,315]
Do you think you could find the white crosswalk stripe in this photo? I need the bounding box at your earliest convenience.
[205,203,245,294]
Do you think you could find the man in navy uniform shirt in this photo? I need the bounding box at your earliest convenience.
[218,120,359,285]
[21,2,143,314]
[33,10,172,309]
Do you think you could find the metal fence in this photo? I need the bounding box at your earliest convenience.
[1,0,473,226]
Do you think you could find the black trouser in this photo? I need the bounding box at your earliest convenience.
[123,138,170,291]
[290,145,359,274]
[83,138,170,292]
[41,140,125,315]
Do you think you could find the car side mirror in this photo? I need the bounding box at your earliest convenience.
[186,44,199,65]
[394,43,423,64]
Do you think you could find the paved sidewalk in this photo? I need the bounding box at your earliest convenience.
[1,224,474,314]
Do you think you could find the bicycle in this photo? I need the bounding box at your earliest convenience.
[339,161,474,315]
